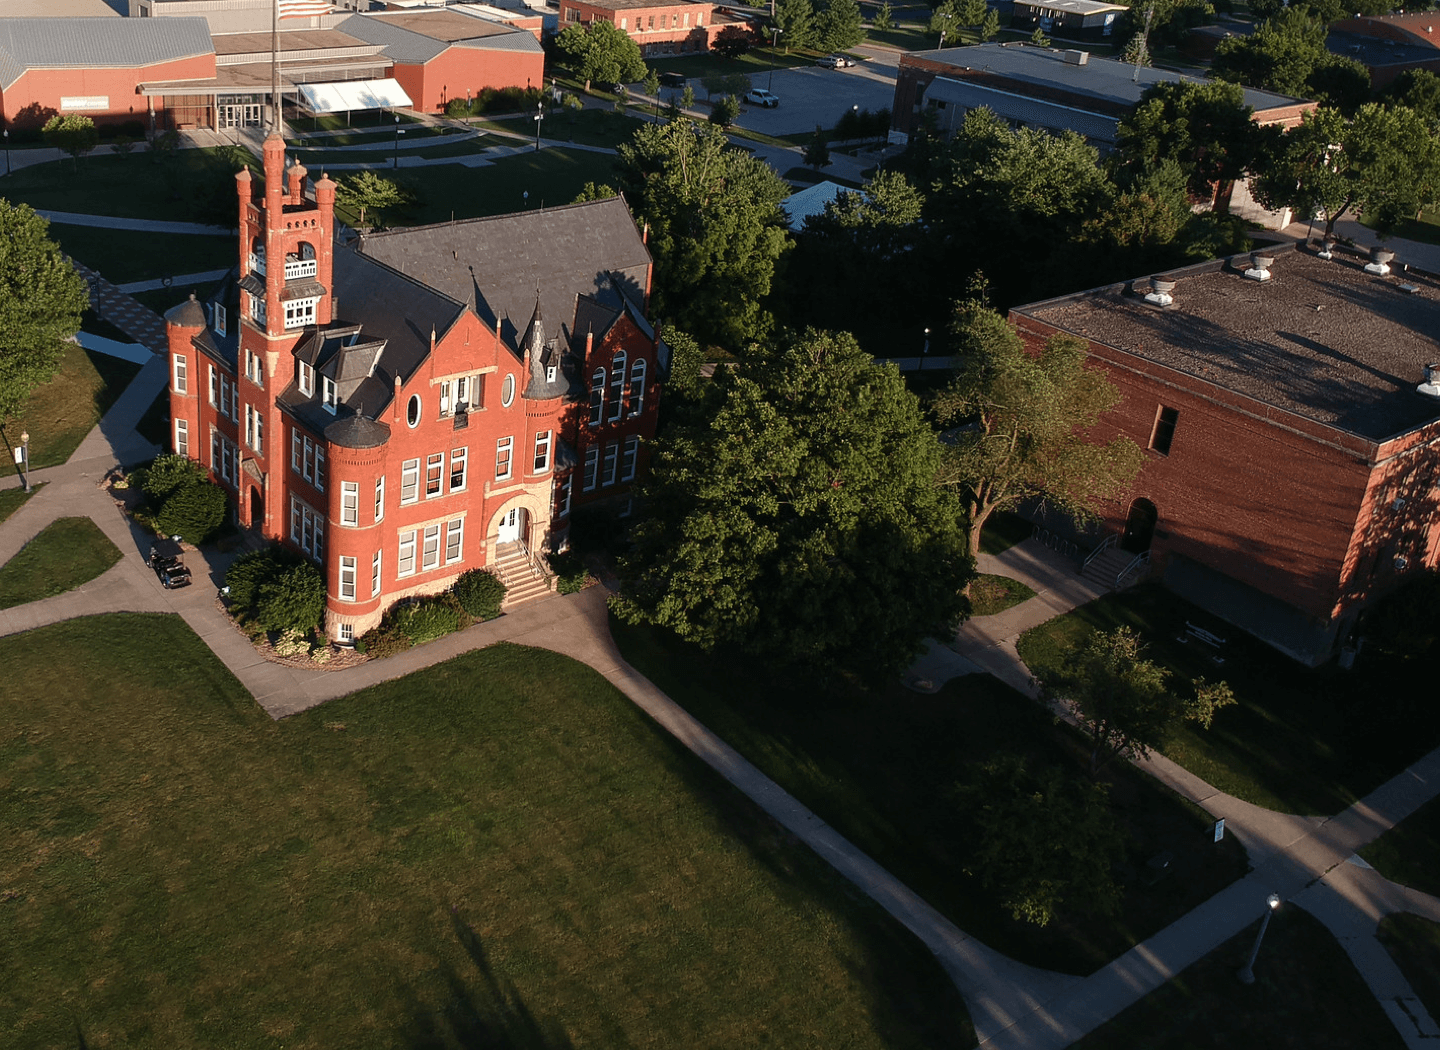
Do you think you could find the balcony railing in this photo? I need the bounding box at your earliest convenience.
[248,252,265,275]
[285,258,318,280]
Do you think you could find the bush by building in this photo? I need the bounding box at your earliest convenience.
[452,568,507,620]
[548,550,590,595]
[225,546,327,633]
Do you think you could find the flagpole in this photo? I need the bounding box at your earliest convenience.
[271,0,280,132]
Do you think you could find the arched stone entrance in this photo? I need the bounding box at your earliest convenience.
[1121,497,1158,554]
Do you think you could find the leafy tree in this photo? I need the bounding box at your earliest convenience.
[1115,80,1269,212]
[873,0,895,30]
[713,25,755,58]
[154,478,227,545]
[660,326,706,405]
[814,0,866,51]
[146,128,180,164]
[110,138,136,158]
[141,453,208,501]
[709,94,741,128]
[701,72,752,100]
[644,67,662,115]
[804,125,832,169]
[563,91,585,123]
[1030,26,1051,46]
[555,20,647,90]
[445,97,472,119]
[934,299,1144,558]
[0,202,89,425]
[680,82,696,110]
[1212,9,1370,110]
[614,329,972,677]
[1382,69,1440,129]
[42,113,98,169]
[774,0,816,50]
[1252,103,1440,238]
[572,179,621,203]
[929,0,962,37]
[1043,627,1235,775]
[957,755,1124,926]
[335,170,411,226]
[1120,31,1151,66]
[979,8,1001,40]
[613,118,790,348]
[958,0,988,24]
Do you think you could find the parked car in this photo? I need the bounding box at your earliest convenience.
[149,538,192,589]
[744,88,780,108]
[659,71,687,88]
[816,54,855,68]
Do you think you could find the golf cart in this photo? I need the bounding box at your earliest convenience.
[149,535,192,589]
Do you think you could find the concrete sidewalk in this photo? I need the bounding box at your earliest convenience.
[39,209,232,236]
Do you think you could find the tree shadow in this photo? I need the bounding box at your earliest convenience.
[400,908,575,1050]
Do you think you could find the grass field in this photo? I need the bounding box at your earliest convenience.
[0,615,971,1050]
[3,149,251,223]
[0,343,140,479]
[1016,584,1436,815]
[611,616,1249,974]
[970,573,1036,616]
[0,516,120,609]
[1362,795,1440,896]
[0,485,41,526]
[51,224,235,284]
[1070,906,1405,1049]
[482,109,648,150]
[1377,914,1440,1022]
[291,136,496,167]
[979,510,1034,555]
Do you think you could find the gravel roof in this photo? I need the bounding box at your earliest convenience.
[1019,245,1440,441]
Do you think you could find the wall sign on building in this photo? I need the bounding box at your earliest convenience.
[61,96,110,112]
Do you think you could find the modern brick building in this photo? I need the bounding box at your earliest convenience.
[165,134,667,641]
[1328,13,1440,89]
[1011,242,1440,664]
[556,0,747,56]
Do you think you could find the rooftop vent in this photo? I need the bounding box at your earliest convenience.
[1244,251,1275,282]
[1365,247,1396,276]
[1419,363,1440,399]
[1062,49,1090,65]
[1144,275,1176,307]
[1318,236,1337,260]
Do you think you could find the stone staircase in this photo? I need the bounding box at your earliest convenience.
[1080,546,1141,591]
[493,542,553,609]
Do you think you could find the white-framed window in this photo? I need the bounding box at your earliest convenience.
[338,622,353,644]
[450,447,467,492]
[374,476,385,522]
[249,292,266,327]
[398,530,417,577]
[546,365,557,383]
[583,445,599,491]
[608,352,626,422]
[174,417,188,457]
[290,497,324,562]
[407,395,421,428]
[501,373,515,407]
[602,442,619,487]
[371,549,382,597]
[422,524,441,571]
[212,432,221,475]
[292,430,302,471]
[339,556,357,601]
[341,481,359,526]
[496,437,513,480]
[400,458,419,504]
[219,437,236,486]
[208,365,218,407]
[298,360,315,397]
[244,404,263,454]
[628,357,647,417]
[589,367,605,425]
[426,453,444,498]
[533,430,552,474]
[172,353,188,394]
[445,518,463,564]
[284,297,318,330]
[245,348,263,387]
[439,379,453,417]
[321,376,337,413]
[219,374,237,422]
[214,303,227,337]
[295,431,324,490]
[556,472,572,518]
[621,434,639,481]
[315,448,325,493]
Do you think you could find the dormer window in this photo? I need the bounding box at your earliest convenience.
[213,303,227,337]
[284,297,319,330]
[321,375,337,413]
[298,360,315,397]
[546,365,557,383]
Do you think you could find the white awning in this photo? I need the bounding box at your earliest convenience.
[297,78,412,114]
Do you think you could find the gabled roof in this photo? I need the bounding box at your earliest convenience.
[336,9,541,64]
[0,16,213,89]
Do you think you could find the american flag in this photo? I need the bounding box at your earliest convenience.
[278,0,332,18]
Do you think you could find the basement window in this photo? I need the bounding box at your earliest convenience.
[1149,406,1179,456]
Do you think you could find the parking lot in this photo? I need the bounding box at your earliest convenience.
[731,56,900,136]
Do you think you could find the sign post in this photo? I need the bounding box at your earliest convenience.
[1214,818,1226,843]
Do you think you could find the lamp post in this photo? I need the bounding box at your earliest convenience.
[18,429,30,493]
[393,114,401,169]
[1237,894,1282,985]
[769,28,783,92]
[923,327,930,355]
[533,98,545,152]
[3,128,9,177]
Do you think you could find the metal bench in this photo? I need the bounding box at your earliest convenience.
[1178,621,1227,665]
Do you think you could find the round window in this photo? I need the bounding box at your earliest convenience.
[407,394,421,428]
[501,373,515,407]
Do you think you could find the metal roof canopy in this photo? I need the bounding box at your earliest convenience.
[297,77,411,114]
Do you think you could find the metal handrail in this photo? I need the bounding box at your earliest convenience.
[1116,550,1150,590]
[1082,532,1119,573]
[516,540,555,585]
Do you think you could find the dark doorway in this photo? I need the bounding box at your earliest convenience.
[1121,498,1157,553]
[248,486,263,530]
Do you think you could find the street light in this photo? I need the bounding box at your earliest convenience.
[393,114,402,169]
[1237,894,1282,985]
[533,98,545,152]
[923,327,931,355]
[3,129,9,177]
[769,27,783,93]
[18,429,30,493]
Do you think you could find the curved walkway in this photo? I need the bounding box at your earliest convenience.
[5,306,1440,1047]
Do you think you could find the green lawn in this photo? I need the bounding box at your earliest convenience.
[979,510,1034,555]
[1377,914,1440,1023]
[51,224,235,284]
[970,573,1036,616]
[1070,906,1405,1050]
[0,516,121,609]
[291,136,496,167]
[644,46,821,79]
[1362,207,1440,247]
[866,23,957,51]
[0,342,141,479]
[611,617,1249,975]
[482,109,646,150]
[286,124,449,148]
[1361,795,1440,896]
[1,615,970,1050]
[1016,583,1434,815]
[0,485,41,525]
[2,149,252,223]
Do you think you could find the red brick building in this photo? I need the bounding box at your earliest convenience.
[557,0,746,56]
[166,134,666,642]
[1012,243,1440,664]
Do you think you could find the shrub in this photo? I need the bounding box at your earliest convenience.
[226,546,326,633]
[548,550,589,595]
[141,453,207,500]
[357,622,413,659]
[153,479,227,545]
[272,629,313,658]
[445,97,473,119]
[452,568,507,620]
[395,593,466,645]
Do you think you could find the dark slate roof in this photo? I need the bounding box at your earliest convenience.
[1018,244,1440,442]
[518,299,571,400]
[0,17,213,89]
[337,11,542,63]
[356,196,652,356]
[165,294,207,328]
[325,413,391,449]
